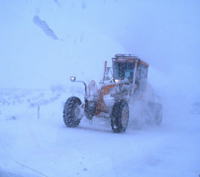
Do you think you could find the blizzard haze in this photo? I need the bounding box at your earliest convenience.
[0,0,199,101]
[0,1,200,177]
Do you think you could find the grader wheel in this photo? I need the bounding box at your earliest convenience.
[111,100,129,133]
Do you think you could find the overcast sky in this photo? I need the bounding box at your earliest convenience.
[0,0,199,101]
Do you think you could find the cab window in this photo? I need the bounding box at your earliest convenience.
[114,62,135,81]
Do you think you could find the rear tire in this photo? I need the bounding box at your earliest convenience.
[63,96,82,127]
[111,100,129,133]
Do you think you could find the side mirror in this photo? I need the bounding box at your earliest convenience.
[70,76,76,82]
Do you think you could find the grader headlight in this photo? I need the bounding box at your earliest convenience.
[70,76,76,82]
[115,79,120,83]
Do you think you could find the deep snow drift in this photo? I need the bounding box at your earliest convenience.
[0,0,200,177]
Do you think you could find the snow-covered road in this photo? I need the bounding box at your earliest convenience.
[0,90,199,177]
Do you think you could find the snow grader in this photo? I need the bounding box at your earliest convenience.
[63,54,162,133]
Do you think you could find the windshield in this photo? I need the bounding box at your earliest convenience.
[114,62,135,81]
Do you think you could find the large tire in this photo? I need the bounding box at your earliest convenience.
[111,100,129,133]
[63,96,82,127]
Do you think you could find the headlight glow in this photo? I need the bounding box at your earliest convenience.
[70,76,76,82]
[115,79,119,83]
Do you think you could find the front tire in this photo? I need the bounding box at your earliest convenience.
[111,100,129,133]
[63,96,82,127]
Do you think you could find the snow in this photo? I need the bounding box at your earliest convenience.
[0,92,200,177]
[0,0,200,177]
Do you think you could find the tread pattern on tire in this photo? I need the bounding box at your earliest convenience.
[63,96,82,127]
[111,100,129,133]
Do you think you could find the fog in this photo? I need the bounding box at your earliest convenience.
[1,0,199,106]
[1,0,199,97]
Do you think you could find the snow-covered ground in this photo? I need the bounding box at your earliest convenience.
[0,89,200,177]
[0,0,200,177]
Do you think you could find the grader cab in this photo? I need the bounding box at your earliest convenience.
[63,54,162,133]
